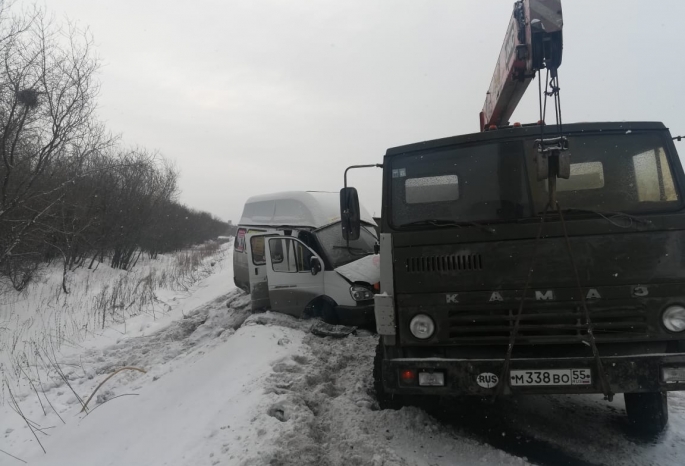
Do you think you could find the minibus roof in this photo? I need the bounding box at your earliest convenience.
[239,191,376,229]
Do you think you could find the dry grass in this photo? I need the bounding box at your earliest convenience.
[0,240,227,408]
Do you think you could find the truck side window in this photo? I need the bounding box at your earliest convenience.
[250,236,266,265]
[270,238,297,273]
[632,148,678,202]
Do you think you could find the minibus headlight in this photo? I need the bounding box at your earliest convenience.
[662,305,685,332]
[409,314,435,340]
[350,285,374,301]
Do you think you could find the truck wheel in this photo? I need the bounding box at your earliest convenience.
[373,341,404,409]
[624,392,668,435]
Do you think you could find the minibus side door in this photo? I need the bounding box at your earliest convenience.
[264,236,325,317]
[246,232,276,311]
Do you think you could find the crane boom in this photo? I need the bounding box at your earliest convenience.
[479,0,564,131]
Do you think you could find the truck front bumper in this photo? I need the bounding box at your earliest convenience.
[383,353,685,396]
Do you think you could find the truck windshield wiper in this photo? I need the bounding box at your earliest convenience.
[399,219,495,234]
[544,208,652,228]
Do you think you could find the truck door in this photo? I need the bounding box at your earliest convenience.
[246,232,274,311]
[264,236,325,317]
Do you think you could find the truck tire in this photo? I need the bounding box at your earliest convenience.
[373,341,404,410]
[624,391,668,435]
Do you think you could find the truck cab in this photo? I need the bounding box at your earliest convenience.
[348,121,685,433]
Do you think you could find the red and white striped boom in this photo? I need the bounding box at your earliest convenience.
[479,0,564,131]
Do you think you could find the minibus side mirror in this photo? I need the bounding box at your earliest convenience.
[340,187,361,241]
[310,257,322,275]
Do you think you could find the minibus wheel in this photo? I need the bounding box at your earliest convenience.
[321,305,339,324]
[307,298,339,325]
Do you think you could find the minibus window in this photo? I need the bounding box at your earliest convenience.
[270,238,297,272]
[250,236,266,265]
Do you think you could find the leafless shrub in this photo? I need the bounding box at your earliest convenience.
[0,3,231,289]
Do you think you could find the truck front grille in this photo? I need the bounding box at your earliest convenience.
[406,254,483,273]
[447,305,648,344]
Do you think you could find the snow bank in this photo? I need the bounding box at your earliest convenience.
[25,309,305,466]
[0,242,233,388]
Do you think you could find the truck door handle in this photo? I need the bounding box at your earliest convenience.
[255,268,258,275]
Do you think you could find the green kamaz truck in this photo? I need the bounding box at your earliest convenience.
[340,0,685,434]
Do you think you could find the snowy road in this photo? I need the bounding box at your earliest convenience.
[433,387,685,466]
[2,248,685,465]
[247,316,685,466]
[14,303,682,465]
[2,289,526,466]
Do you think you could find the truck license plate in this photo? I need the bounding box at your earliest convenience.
[510,368,592,386]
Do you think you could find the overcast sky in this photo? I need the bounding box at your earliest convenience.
[24,0,685,222]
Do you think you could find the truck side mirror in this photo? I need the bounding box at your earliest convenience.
[310,257,322,275]
[340,187,361,241]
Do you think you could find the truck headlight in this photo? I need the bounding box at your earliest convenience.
[409,314,435,340]
[662,305,685,332]
[350,285,373,301]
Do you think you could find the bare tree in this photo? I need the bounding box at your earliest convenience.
[0,3,230,289]
[0,7,103,287]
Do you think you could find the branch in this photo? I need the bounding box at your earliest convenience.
[81,366,146,412]
[0,448,27,464]
[4,381,46,454]
[82,393,139,418]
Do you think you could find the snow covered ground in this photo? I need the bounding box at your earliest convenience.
[2,244,685,465]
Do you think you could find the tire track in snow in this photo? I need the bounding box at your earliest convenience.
[31,290,252,416]
[252,326,400,466]
[249,320,684,466]
[433,387,685,466]
[251,327,528,466]
[84,290,252,379]
[434,399,604,466]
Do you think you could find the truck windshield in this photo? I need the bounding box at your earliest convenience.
[315,223,377,268]
[390,131,682,227]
